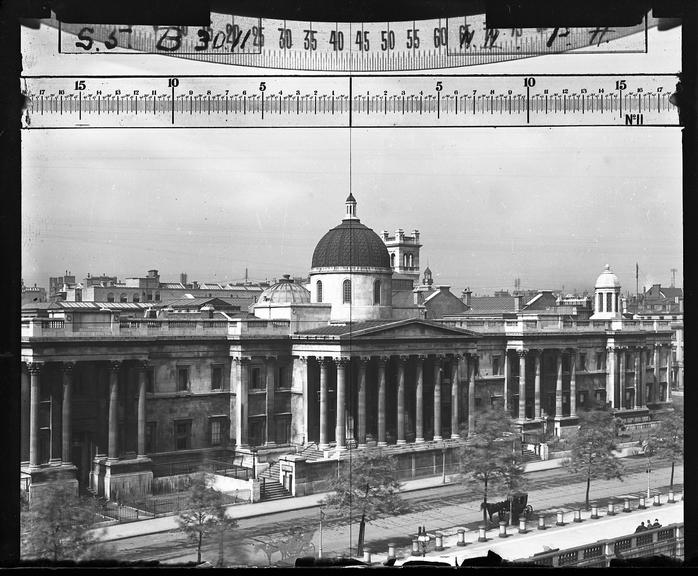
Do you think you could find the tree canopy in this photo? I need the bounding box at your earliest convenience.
[650,408,684,490]
[320,450,407,521]
[457,406,521,526]
[566,409,624,510]
[20,485,112,562]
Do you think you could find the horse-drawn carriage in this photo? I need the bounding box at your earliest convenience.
[480,492,533,524]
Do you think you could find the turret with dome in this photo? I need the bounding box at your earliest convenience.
[590,264,622,319]
[309,195,394,321]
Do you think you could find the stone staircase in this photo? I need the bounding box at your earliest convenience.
[298,442,325,461]
[521,448,540,463]
[258,460,292,502]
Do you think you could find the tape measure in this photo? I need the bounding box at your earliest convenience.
[50,12,651,71]
[21,74,678,129]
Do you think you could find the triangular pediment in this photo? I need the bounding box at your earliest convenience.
[347,318,477,340]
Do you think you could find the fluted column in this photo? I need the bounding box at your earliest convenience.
[569,352,577,417]
[61,362,75,464]
[634,349,642,409]
[665,346,672,401]
[377,357,388,446]
[415,356,425,443]
[28,362,43,468]
[468,354,477,437]
[518,350,527,419]
[397,356,407,445]
[136,361,148,457]
[640,347,647,407]
[432,356,442,441]
[265,356,276,446]
[555,351,563,417]
[534,351,541,418]
[606,346,615,411]
[108,361,121,460]
[619,348,626,409]
[503,349,510,413]
[233,357,250,448]
[357,357,368,447]
[335,358,349,449]
[450,356,460,438]
[319,358,330,449]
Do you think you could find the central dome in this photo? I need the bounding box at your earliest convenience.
[311,219,391,269]
[259,274,311,304]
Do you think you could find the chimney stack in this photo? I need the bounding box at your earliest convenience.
[514,294,523,312]
[462,287,472,307]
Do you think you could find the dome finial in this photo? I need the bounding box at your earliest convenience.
[344,193,358,220]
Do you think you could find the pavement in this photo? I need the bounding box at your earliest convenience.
[388,491,684,566]
[89,452,679,545]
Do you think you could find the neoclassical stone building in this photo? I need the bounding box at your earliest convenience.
[20,196,675,500]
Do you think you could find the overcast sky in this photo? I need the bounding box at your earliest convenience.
[21,23,683,295]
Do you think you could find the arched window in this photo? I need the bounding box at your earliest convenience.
[606,292,613,313]
[107,292,115,303]
[409,253,414,267]
[390,253,395,267]
[597,293,602,313]
[133,294,140,303]
[155,292,161,302]
[343,279,352,304]
[403,254,409,268]
[119,293,128,303]
[316,280,323,303]
[373,280,381,305]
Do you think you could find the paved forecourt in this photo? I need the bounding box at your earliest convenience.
[387,492,684,566]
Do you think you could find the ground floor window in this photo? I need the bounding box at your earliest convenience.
[174,420,192,450]
[145,422,157,453]
[249,418,266,447]
[209,416,228,447]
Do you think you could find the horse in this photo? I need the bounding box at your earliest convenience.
[480,500,508,521]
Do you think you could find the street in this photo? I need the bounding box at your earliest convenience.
[105,456,683,566]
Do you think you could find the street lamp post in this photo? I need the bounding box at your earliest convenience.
[319,508,324,559]
[441,448,447,484]
[251,446,258,480]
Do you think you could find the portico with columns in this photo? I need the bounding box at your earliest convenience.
[290,318,478,451]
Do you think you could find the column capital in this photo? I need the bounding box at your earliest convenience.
[61,361,76,374]
[358,356,371,364]
[606,346,616,354]
[232,355,252,364]
[377,355,390,365]
[109,360,122,372]
[517,349,529,358]
[136,359,151,372]
[416,354,427,362]
[321,357,335,368]
[468,352,480,360]
[334,357,351,367]
[451,353,462,361]
[27,361,43,374]
[264,354,278,362]
[398,355,409,364]
[296,355,308,363]
[434,353,446,361]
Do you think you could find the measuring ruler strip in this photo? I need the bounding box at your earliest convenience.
[52,14,650,71]
[21,74,678,129]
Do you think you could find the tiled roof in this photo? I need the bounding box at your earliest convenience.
[312,220,391,269]
[391,289,417,307]
[467,296,517,314]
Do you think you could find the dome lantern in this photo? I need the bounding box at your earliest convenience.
[345,192,358,220]
[590,264,622,320]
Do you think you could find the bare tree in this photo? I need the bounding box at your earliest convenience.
[652,408,684,491]
[566,410,624,510]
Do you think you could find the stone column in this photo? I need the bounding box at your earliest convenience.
[640,348,647,407]
[634,349,642,409]
[21,366,30,464]
[665,346,672,402]
[28,362,43,468]
[468,354,477,437]
[357,357,368,447]
[619,348,626,409]
[108,361,121,460]
[137,361,148,457]
[450,356,460,438]
[415,356,425,443]
[377,357,388,446]
[569,352,577,417]
[534,351,541,418]
[265,356,277,446]
[319,358,330,449]
[555,351,563,417]
[233,357,250,448]
[95,365,108,456]
[653,344,660,394]
[518,351,527,419]
[433,356,442,441]
[61,362,75,464]
[606,346,616,412]
[335,358,348,449]
[503,349,510,413]
[397,356,407,445]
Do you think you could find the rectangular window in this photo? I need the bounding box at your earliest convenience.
[579,353,587,371]
[177,366,190,392]
[174,420,192,450]
[492,356,501,376]
[277,365,287,389]
[211,365,222,390]
[146,368,155,393]
[145,422,157,453]
[595,352,603,371]
[250,367,263,390]
[209,418,227,446]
